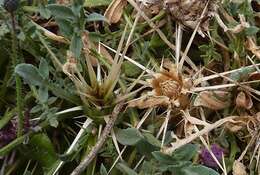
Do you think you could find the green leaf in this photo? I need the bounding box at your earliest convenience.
[152,151,176,164]
[39,58,49,78]
[136,139,159,157]
[55,18,74,38]
[116,163,138,175]
[160,161,192,173]
[181,165,219,175]
[22,134,58,173]
[172,144,199,161]
[0,23,9,38]
[15,64,44,86]
[49,116,59,128]
[86,12,108,23]
[84,0,112,7]
[38,86,48,103]
[0,111,13,129]
[59,150,78,162]
[100,164,108,175]
[47,4,75,20]
[245,26,259,36]
[143,132,161,147]
[122,61,142,78]
[48,84,81,105]
[38,3,51,19]
[115,128,143,145]
[30,105,42,113]
[0,135,27,157]
[70,33,83,58]
[140,161,157,175]
[229,66,255,81]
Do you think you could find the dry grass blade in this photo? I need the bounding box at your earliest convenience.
[53,117,93,175]
[127,0,198,71]
[162,116,238,155]
[101,43,155,75]
[193,63,260,85]
[178,1,210,72]
[31,20,69,44]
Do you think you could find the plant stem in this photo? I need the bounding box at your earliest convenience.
[11,12,23,137]
[0,109,15,129]
[71,102,125,175]
[0,134,27,156]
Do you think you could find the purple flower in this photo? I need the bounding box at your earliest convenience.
[0,122,17,148]
[200,144,225,168]
[0,109,31,148]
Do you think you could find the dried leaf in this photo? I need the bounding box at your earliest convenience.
[104,0,127,24]
[249,71,260,81]
[184,122,195,137]
[246,37,260,59]
[236,91,253,109]
[233,160,247,175]
[194,91,231,110]
[128,95,170,109]
[225,116,251,132]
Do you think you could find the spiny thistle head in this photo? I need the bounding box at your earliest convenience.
[128,61,192,109]
[151,64,183,100]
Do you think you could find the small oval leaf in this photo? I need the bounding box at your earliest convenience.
[115,128,143,145]
[15,63,44,86]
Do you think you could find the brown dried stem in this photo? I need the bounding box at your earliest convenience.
[70,102,125,175]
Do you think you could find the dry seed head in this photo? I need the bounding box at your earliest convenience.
[150,63,191,107]
[159,80,180,98]
[164,0,217,31]
[128,62,191,109]
[151,67,183,100]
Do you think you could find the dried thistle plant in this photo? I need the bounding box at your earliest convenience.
[128,61,192,109]
[62,32,123,108]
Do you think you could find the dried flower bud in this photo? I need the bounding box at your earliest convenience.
[151,64,183,100]
[3,0,19,13]
[232,160,247,175]
[63,52,78,76]
[236,91,253,109]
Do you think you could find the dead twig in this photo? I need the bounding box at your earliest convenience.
[70,102,125,175]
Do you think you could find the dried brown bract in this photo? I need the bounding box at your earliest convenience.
[246,37,260,59]
[104,0,128,24]
[194,90,231,110]
[163,0,217,31]
[236,91,253,110]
